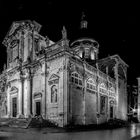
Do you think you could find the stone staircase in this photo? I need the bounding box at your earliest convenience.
[28,116,43,128]
[0,118,13,126]
[28,116,58,128]
[0,116,58,128]
[8,118,31,128]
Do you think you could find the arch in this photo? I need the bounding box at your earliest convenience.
[99,82,107,89]
[109,87,115,93]
[86,78,97,92]
[90,48,96,60]
[87,78,96,84]
[79,47,84,58]
[99,82,107,94]
[110,100,115,105]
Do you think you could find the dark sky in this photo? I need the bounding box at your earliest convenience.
[0,0,139,85]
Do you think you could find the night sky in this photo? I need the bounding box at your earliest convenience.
[0,0,139,85]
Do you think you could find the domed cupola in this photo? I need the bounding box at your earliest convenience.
[70,13,99,62]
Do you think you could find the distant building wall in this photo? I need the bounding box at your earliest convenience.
[137,78,140,122]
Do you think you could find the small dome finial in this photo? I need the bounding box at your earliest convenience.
[62,26,67,39]
[80,12,88,29]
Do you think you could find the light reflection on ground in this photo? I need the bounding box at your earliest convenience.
[1,123,140,140]
[130,123,140,138]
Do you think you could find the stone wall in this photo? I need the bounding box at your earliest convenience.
[46,56,66,127]
[118,78,127,120]
[85,91,97,124]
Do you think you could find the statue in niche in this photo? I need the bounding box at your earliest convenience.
[51,85,58,103]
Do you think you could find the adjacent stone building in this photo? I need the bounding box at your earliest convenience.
[137,78,140,122]
[0,19,128,127]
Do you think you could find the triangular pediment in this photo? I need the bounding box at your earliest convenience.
[49,74,59,81]
[8,22,20,37]
[2,20,42,47]
[98,54,128,68]
[110,54,128,67]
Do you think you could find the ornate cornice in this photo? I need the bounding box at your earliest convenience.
[3,20,42,47]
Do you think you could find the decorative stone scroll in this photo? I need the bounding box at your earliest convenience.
[10,86,18,94]
[34,92,42,98]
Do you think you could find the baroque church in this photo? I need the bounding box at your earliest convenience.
[0,17,128,127]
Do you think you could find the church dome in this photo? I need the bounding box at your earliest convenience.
[70,13,99,61]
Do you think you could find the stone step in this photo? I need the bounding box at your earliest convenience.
[9,118,31,128]
[0,118,14,126]
[28,117,58,128]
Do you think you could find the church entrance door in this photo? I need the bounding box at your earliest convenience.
[12,97,17,117]
[110,106,113,119]
[36,101,41,116]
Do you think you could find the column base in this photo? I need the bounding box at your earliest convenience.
[17,114,25,119]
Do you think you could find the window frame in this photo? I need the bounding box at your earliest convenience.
[71,72,83,87]
[86,78,96,93]
[100,95,107,114]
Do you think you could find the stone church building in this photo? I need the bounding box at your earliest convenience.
[0,18,128,127]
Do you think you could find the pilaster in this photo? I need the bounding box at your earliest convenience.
[83,63,86,125]
[17,78,23,117]
[114,60,119,118]
[26,76,31,117]
[7,86,11,117]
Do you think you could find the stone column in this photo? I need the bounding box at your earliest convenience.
[96,71,100,124]
[18,78,23,117]
[7,86,11,118]
[107,76,110,121]
[27,76,31,117]
[30,72,33,115]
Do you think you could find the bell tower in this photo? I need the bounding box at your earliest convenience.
[80,12,88,29]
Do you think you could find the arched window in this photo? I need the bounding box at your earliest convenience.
[100,95,107,114]
[99,83,107,95]
[79,47,84,58]
[109,86,115,97]
[87,78,96,93]
[51,85,58,103]
[90,49,95,60]
[71,72,82,86]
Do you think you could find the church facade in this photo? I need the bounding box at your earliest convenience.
[0,20,128,127]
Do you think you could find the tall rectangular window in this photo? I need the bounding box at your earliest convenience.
[100,96,107,114]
